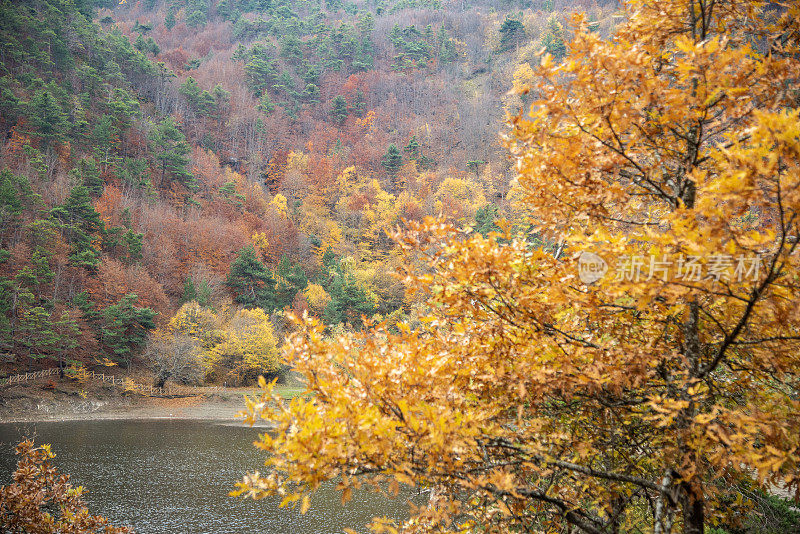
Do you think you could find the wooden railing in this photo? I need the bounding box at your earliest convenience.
[0,367,222,397]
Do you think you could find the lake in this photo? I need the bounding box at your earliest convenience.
[0,419,414,533]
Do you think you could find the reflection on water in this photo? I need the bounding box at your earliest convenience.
[0,420,413,534]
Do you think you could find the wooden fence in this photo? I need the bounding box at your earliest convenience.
[0,367,222,397]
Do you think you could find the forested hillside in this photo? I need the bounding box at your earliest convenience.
[0,0,616,383]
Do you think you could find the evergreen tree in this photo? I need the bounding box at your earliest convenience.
[101,294,156,366]
[258,92,276,114]
[27,86,68,146]
[301,83,320,103]
[74,157,103,196]
[18,307,59,360]
[438,27,457,62]
[466,159,487,178]
[330,95,349,125]
[540,15,567,60]
[350,89,366,117]
[404,136,421,160]
[274,255,308,309]
[381,144,403,181]
[0,76,20,129]
[50,185,104,270]
[474,204,500,237]
[0,170,35,241]
[149,117,193,188]
[165,8,176,30]
[227,245,277,311]
[245,55,279,95]
[90,115,120,170]
[498,17,525,52]
[179,77,202,108]
[323,268,375,329]
[121,229,143,263]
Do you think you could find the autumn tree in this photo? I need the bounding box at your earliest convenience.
[236,2,800,534]
[0,440,130,534]
[150,301,280,385]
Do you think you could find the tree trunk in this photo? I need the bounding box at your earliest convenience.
[680,478,704,534]
[155,372,169,389]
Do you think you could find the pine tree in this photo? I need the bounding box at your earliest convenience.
[149,117,193,188]
[350,89,366,117]
[322,266,375,329]
[474,204,500,237]
[75,157,103,196]
[164,8,176,30]
[540,15,566,60]
[381,144,403,181]
[330,95,349,125]
[498,16,525,52]
[404,136,421,160]
[27,86,68,146]
[274,255,308,310]
[227,245,277,311]
[101,294,156,366]
[50,185,104,270]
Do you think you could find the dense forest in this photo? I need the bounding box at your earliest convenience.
[3,0,800,533]
[0,0,616,383]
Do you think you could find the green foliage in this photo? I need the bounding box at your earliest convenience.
[274,255,308,310]
[179,76,220,116]
[244,45,280,95]
[474,203,500,237]
[72,157,103,196]
[26,84,69,146]
[50,185,104,270]
[149,117,194,188]
[0,169,36,239]
[301,83,320,103]
[389,24,435,70]
[0,76,20,127]
[350,88,366,117]
[165,8,176,30]
[404,136,421,160]
[540,15,566,59]
[182,276,213,307]
[499,16,525,51]
[381,144,403,180]
[322,260,376,328]
[438,26,457,62]
[227,245,278,311]
[330,95,349,125]
[101,294,156,365]
[466,159,486,177]
[258,92,276,113]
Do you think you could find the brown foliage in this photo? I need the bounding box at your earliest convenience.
[0,440,131,533]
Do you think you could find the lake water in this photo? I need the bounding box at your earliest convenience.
[0,419,414,533]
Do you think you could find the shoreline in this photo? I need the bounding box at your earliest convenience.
[0,384,269,426]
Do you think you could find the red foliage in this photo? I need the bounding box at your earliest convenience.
[160,46,190,72]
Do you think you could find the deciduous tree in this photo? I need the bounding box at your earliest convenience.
[0,440,130,534]
[236,2,800,533]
